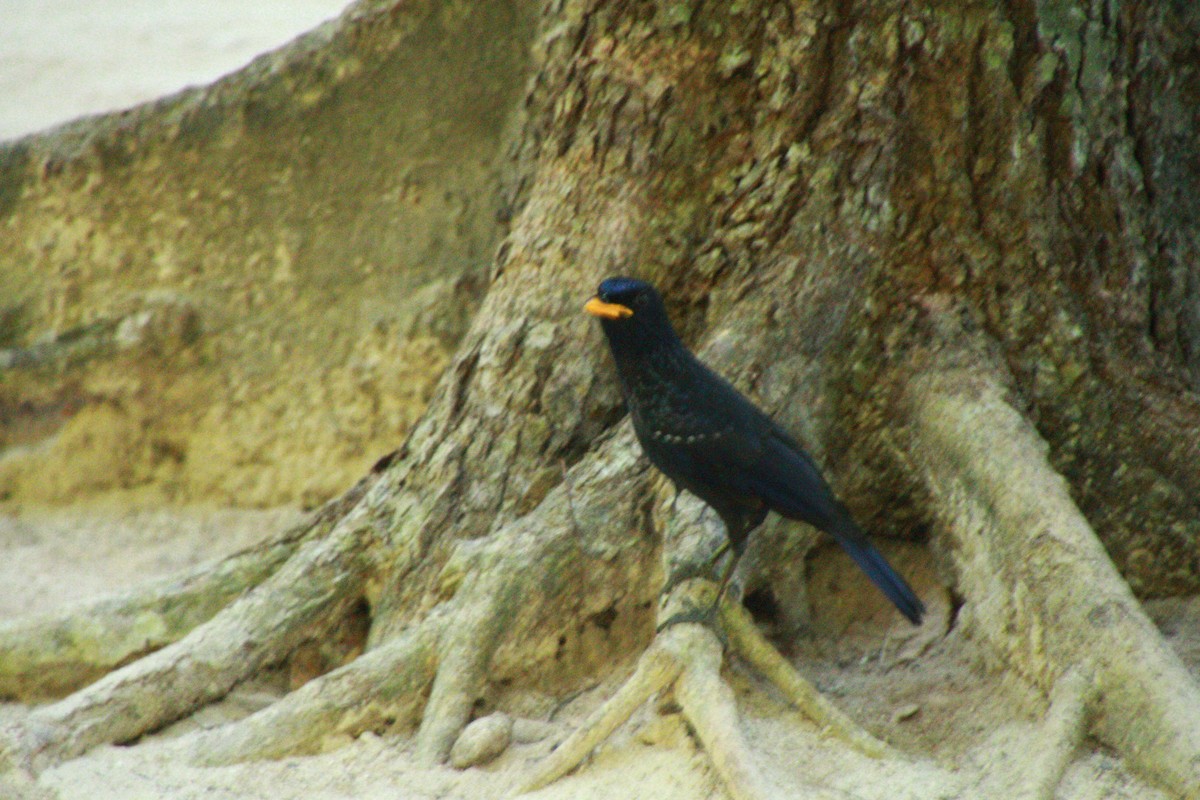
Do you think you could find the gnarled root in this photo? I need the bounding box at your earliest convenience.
[521,579,895,800]
[1016,666,1094,800]
[5,357,1198,800]
[0,524,306,700]
[0,460,375,705]
[415,566,520,765]
[521,624,684,793]
[0,427,655,783]
[173,438,656,772]
[718,601,891,759]
[907,365,1200,798]
[179,615,442,765]
[0,519,370,774]
[671,624,779,800]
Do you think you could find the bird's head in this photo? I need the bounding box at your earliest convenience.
[586,276,668,319]
[584,277,680,357]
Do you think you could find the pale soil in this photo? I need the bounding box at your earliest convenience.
[1,506,1192,799]
[0,0,352,142]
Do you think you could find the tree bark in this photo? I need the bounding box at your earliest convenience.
[3,0,1200,798]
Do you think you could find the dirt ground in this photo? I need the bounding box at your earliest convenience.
[1,505,1194,799]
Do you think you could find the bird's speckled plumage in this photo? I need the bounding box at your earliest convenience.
[587,277,924,625]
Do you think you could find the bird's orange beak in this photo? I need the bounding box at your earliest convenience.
[584,297,633,320]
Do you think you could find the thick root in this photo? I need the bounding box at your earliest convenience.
[0,429,652,777]
[393,432,651,767]
[415,578,509,765]
[0,456,376,702]
[522,572,907,799]
[9,353,1194,800]
[672,623,837,800]
[521,628,684,792]
[908,366,1200,798]
[180,617,442,765]
[719,601,892,759]
[1016,666,1094,800]
[0,527,304,700]
[0,521,369,774]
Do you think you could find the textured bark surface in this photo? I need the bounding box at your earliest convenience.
[2,0,1200,798]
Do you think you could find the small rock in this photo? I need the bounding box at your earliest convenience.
[357,731,384,750]
[892,704,921,723]
[450,712,513,769]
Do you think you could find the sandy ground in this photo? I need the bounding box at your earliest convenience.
[1,505,1195,799]
[0,0,352,142]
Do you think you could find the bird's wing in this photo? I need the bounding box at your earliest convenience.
[745,428,844,526]
[638,366,925,623]
[629,362,769,499]
[743,425,927,624]
[654,362,838,524]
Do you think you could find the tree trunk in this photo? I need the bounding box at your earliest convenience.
[3,0,1200,798]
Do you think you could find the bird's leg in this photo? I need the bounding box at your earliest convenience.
[707,540,731,572]
[660,539,730,598]
[708,549,740,615]
[657,544,739,634]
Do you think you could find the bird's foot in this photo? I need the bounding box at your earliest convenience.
[660,564,717,597]
[655,601,717,632]
[655,582,732,651]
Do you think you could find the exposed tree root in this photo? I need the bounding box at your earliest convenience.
[403,440,655,766]
[0,472,375,701]
[0,520,370,774]
[521,576,894,799]
[718,602,891,759]
[0,524,306,700]
[4,352,1198,800]
[671,624,780,800]
[1017,666,1094,800]
[0,423,653,781]
[415,573,512,765]
[521,625,683,793]
[181,617,442,765]
[906,363,1200,798]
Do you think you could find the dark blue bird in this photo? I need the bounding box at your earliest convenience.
[585,277,924,625]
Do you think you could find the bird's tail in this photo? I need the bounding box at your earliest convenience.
[750,433,925,624]
[831,521,925,625]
